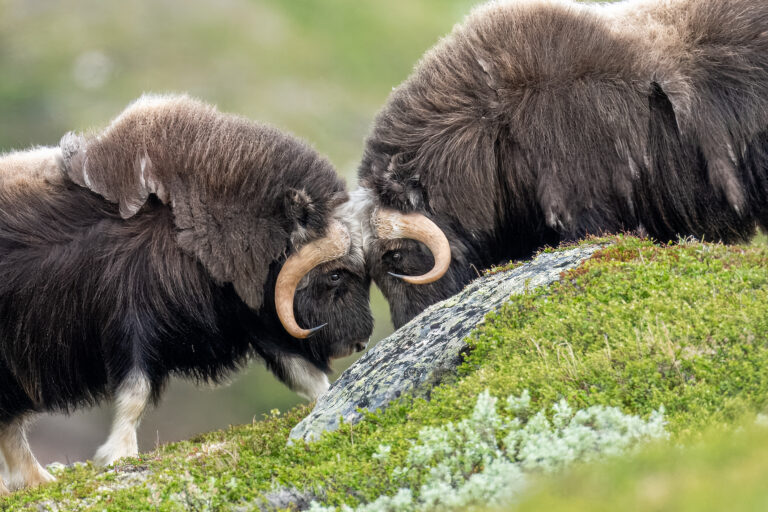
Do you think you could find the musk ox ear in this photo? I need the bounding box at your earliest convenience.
[59,132,169,219]
[284,188,324,233]
[283,188,347,245]
[370,154,425,212]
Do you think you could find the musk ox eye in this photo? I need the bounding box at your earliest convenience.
[328,272,341,283]
[384,250,404,271]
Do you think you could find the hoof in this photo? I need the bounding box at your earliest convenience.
[2,466,55,494]
[94,441,138,467]
[26,466,56,488]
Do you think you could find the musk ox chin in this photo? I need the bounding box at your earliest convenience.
[352,0,768,328]
[0,95,372,494]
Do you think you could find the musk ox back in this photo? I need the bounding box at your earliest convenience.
[353,0,768,327]
[0,95,372,494]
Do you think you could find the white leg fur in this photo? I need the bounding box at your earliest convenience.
[94,370,151,466]
[0,457,6,495]
[281,356,330,401]
[0,417,55,492]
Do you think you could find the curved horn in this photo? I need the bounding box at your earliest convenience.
[275,220,351,339]
[374,208,451,285]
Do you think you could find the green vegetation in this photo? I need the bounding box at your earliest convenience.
[307,391,667,512]
[4,235,768,511]
[470,237,768,438]
[8,1,761,509]
[516,421,768,511]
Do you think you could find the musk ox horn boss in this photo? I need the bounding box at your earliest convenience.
[354,0,768,328]
[0,95,373,494]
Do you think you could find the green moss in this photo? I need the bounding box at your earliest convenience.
[483,260,524,276]
[5,237,768,510]
[515,421,768,512]
[465,238,768,438]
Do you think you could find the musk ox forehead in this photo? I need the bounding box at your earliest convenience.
[332,206,366,272]
[282,192,369,274]
[314,251,364,275]
[333,187,376,251]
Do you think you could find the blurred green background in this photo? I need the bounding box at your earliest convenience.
[0,0,480,464]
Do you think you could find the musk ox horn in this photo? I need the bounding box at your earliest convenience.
[374,208,451,285]
[275,220,351,339]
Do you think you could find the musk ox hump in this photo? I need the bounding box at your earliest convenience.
[60,131,167,219]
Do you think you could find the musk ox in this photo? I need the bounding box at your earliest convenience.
[0,95,372,493]
[353,0,768,327]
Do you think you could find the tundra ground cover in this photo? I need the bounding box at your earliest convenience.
[4,235,768,511]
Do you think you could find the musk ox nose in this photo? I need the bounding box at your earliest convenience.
[355,340,368,352]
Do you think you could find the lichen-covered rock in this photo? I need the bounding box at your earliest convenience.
[289,246,601,442]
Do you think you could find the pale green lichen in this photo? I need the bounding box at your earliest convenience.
[306,391,666,512]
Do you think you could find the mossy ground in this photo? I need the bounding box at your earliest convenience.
[515,421,768,511]
[4,235,768,511]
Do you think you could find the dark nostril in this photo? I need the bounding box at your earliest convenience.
[355,341,367,352]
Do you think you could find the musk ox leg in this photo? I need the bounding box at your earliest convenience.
[0,417,55,492]
[0,475,8,495]
[278,355,330,401]
[93,370,151,466]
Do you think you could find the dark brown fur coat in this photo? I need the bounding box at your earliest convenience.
[0,95,372,423]
[357,0,768,326]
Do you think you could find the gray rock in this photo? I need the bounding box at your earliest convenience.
[253,488,318,511]
[289,245,601,442]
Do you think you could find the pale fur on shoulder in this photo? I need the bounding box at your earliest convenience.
[0,146,63,188]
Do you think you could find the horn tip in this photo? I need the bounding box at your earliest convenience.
[388,271,443,285]
[307,323,327,336]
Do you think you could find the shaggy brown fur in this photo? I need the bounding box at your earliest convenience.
[62,95,348,310]
[356,0,768,327]
[0,95,372,487]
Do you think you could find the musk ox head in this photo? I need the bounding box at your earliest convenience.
[60,94,373,366]
[345,188,466,329]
